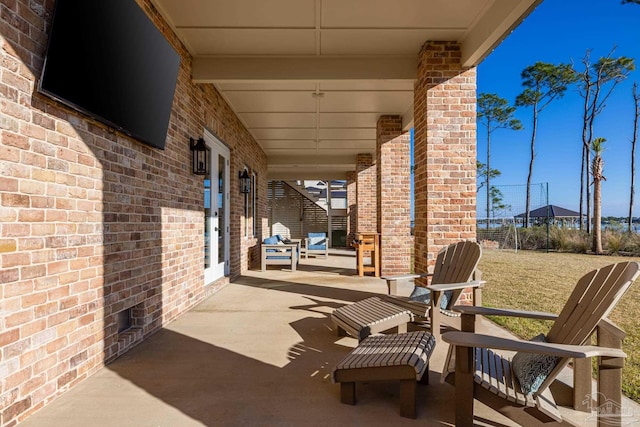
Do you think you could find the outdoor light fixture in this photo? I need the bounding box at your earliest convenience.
[190,137,209,175]
[239,169,251,194]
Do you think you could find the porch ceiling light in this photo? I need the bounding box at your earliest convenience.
[239,169,251,194]
[190,137,209,176]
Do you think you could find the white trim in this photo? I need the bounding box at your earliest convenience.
[204,130,230,284]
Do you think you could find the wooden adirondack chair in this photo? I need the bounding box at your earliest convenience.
[332,240,484,341]
[442,261,640,426]
[382,240,484,338]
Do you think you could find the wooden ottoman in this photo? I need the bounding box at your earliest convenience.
[332,331,436,418]
[331,296,414,342]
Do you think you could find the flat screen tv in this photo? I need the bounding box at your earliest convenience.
[39,0,180,150]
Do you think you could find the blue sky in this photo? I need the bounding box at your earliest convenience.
[477,0,640,218]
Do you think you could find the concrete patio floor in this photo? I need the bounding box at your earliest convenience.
[19,250,640,426]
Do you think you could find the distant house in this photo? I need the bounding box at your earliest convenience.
[515,205,585,228]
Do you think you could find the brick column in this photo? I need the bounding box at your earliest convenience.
[356,153,376,233]
[346,170,357,245]
[376,116,411,276]
[413,41,477,281]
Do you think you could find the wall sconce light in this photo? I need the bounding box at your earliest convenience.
[239,169,251,194]
[190,137,209,175]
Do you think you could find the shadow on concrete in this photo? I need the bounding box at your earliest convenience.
[231,275,382,304]
[293,263,360,276]
[106,316,453,426]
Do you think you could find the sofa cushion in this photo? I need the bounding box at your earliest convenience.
[308,232,326,247]
[264,236,278,245]
[263,236,280,253]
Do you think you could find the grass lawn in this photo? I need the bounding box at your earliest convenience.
[478,249,640,402]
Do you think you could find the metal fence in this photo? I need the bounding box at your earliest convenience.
[476,183,549,251]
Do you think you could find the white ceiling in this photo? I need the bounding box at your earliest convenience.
[151,0,542,179]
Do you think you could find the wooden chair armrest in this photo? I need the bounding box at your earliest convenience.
[451,305,558,321]
[381,274,424,281]
[426,280,486,292]
[262,243,298,250]
[381,271,434,281]
[382,274,428,295]
[442,332,627,359]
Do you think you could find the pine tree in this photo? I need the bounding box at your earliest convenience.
[516,62,577,227]
[477,93,522,229]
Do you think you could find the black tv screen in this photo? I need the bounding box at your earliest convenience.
[39,0,180,150]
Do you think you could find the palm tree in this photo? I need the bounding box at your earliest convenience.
[592,137,606,254]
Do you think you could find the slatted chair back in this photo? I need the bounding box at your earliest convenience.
[548,261,640,345]
[537,261,640,396]
[431,240,482,284]
[430,241,482,310]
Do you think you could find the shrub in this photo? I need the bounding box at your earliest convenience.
[565,230,590,253]
[517,226,549,250]
[550,227,569,251]
[622,232,640,253]
[605,231,625,255]
[478,225,639,255]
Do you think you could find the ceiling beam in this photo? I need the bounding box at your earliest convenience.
[402,103,414,131]
[267,170,349,180]
[461,0,542,67]
[192,56,418,82]
[267,155,356,166]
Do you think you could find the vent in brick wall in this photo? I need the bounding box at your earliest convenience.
[116,305,144,358]
[116,308,132,333]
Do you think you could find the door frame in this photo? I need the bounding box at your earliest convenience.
[204,129,230,284]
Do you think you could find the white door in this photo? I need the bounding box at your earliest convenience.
[204,131,230,284]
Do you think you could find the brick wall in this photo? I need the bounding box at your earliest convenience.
[376,116,411,276]
[355,153,376,233]
[0,0,266,425]
[413,41,477,281]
